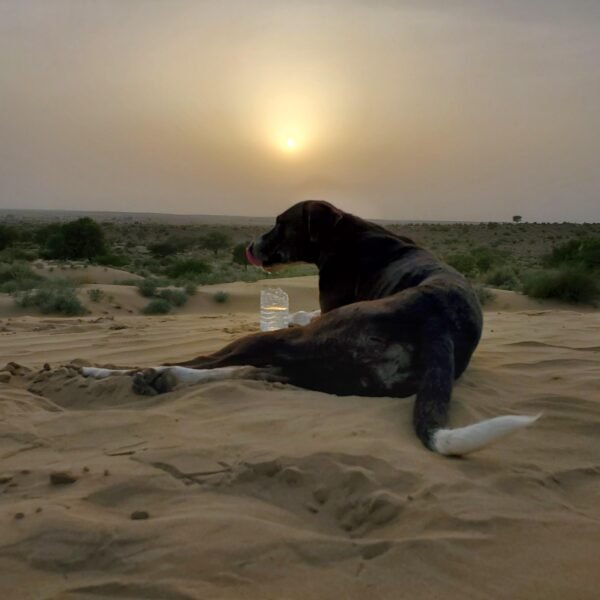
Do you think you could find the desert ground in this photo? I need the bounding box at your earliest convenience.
[1,271,599,600]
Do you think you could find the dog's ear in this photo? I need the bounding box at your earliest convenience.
[304,201,343,243]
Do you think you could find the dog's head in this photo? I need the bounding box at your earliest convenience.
[246,200,344,268]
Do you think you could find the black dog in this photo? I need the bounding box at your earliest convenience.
[84,201,537,455]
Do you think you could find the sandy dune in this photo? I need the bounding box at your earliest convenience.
[33,263,143,286]
[1,277,599,599]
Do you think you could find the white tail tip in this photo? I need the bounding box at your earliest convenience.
[432,414,541,456]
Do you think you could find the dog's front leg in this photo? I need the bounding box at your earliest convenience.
[81,365,273,396]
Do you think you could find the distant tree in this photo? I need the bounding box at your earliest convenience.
[201,231,232,256]
[42,217,107,260]
[148,240,179,258]
[0,224,17,250]
[148,236,191,258]
[232,242,250,270]
[512,215,522,224]
[34,223,63,246]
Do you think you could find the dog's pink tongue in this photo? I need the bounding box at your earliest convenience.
[245,246,262,267]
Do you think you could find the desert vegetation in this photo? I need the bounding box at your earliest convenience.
[0,212,599,314]
[14,279,86,316]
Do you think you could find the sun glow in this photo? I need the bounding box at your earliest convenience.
[279,132,303,154]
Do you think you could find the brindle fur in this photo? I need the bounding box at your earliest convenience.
[162,201,483,451]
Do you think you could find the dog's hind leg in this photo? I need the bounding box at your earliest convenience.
[412,324,539,456]
[167,327,304,369]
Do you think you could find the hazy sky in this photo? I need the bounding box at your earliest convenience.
[1,1,599,221]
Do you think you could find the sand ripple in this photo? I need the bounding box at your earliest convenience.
[1,307,599,599]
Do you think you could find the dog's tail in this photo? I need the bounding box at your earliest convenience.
[429,414,540,456]
[413,329,539,456]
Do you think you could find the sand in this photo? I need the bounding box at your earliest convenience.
[0,276,599,599]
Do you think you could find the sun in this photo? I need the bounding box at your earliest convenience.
[267,127,305,155]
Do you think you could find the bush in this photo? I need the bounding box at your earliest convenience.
[95,254,128,267]
[522,267,599,305]
[446,253,478,278]
[484,266,520,290]
[545,238,600,271]
[0,225,18,250]
[42,217,107,260]
[137,278,160,298]
[158,288,188,307]
[201,231,232,256]
[213,291,229,304]
[113,278,143,286]
[232,242,250,269]
[15,280,86,316]
[87,288,105,302]
[148,239,189,258]
[142,298,172,314]
[470,246,508,273]
[184,282,197,296]
[473,284,495,306]
[166,259,211,279]
[0,246,38,262]
[445,246,509,278]
[34,223,62,246]
[0,261,44,293]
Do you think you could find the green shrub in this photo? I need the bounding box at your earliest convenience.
[213,291,229,304]
[0,261,44,293]
[15,280,86,316]
[34,223,62,246]
[484,266,520,290]
[544,238,600,271]
[137,278,160,298]
[446,253,478,278]
[0,225,17,250]
[0,246,38,262]
[142,298,172,314]
[470,246,508,273]
[166,259,211,279]
[158,288,188,307]
[184,282,197,296]
[522,267,599,305]
[445,247,509,278]
[200,231,232,256]
[148,239,189,258]
[87,288,105,302]
[472,284,495,306]
[232,242,250,269]
[95,254,128,267]
[113,278,143,286]
[42,217,107,260]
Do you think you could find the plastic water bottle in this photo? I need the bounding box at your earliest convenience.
[260,287,289,331]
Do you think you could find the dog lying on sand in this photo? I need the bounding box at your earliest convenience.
[83,201,538,455]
